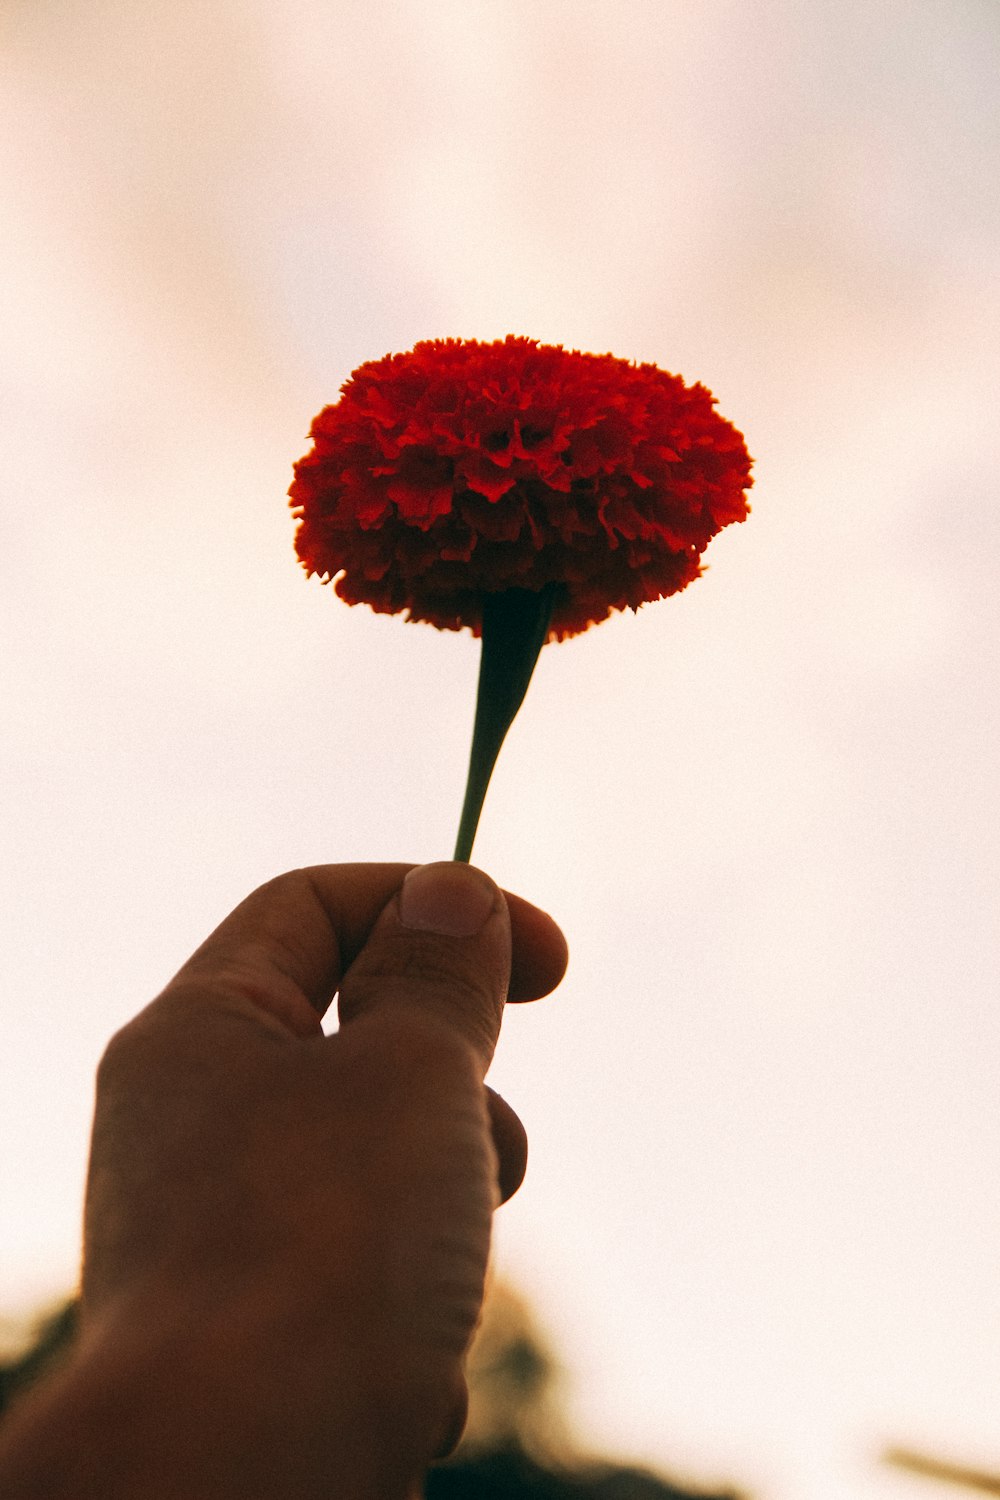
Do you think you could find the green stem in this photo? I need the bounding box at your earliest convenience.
[453,585,557,863]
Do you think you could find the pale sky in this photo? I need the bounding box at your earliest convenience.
[2,4,999,1500]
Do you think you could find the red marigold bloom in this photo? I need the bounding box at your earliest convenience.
[289,336,752,641]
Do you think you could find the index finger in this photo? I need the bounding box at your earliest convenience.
[166,863,568,1036]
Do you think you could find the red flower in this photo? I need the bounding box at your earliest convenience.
[289,336,752,641]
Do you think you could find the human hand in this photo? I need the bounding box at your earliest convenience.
[0,862,567,1500]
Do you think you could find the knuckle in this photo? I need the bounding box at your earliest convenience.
[343,935,502,1056]
[355,931,490,997]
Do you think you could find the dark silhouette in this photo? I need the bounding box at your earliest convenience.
[425,1282,741,1500]
[0,1301,78,1418]
[427,1446,739,1499]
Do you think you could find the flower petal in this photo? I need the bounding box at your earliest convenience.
[289,337,752,638]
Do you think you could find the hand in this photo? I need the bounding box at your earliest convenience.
[0,862,567,1499]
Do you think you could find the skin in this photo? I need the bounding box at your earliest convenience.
[0,861,568,1500]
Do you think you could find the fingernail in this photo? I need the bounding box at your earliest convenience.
[399,862,499,936]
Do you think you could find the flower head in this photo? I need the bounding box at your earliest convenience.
[290,337,752,640]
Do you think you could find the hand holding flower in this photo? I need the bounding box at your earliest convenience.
[0,862,567,1500]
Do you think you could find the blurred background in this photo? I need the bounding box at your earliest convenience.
[1,2,999,1497]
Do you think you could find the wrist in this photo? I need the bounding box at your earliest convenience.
[0,1287,434,1500]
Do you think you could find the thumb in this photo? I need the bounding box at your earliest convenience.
[336,862,511,1071]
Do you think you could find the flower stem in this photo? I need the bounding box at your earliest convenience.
[453,585,557,863]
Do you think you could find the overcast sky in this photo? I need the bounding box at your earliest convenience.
[2,5,999,1499]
